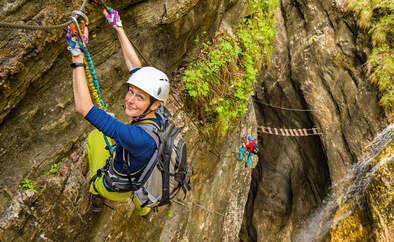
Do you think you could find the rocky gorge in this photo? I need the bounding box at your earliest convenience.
[0,0,392,241]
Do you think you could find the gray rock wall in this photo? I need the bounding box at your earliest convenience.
[0,0,257,241]
[0,0,390,241]
[0,0,235,211]
[243,0,389,241]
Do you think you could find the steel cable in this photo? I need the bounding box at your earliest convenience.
[0,0,89,30]
[0,0,151,65]
[254,99,317,112]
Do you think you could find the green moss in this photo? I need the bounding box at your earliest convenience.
[44,158,66,176]
[331,141,394,241]
[18,178,34,191]
[331,204,369,242]
[45,163,60,176]
[181,0,278,141]
[345,0,393,110]
[365,143,393,239]
[358,7,373,29]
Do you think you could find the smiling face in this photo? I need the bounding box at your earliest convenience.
[124,85,152,118]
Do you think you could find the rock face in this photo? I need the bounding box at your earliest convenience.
[0,0,257,241]
[0,0,392,241]
[242,0,391,241]
[329,127,393,242]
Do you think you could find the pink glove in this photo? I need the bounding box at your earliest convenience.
[66,26,83,56]
[65,25,88,56]
[105,8,122,27]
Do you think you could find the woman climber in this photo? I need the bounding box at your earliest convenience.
[239,136,255,167]
[66,8,170,215]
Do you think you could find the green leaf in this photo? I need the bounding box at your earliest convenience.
[180,0,279,141]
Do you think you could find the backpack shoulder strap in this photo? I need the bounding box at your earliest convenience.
[121,120,162,190]
[135,119,161,130]
[122,120,161,170]
[134,120,161,148]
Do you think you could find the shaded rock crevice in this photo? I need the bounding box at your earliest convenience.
[242,0,389,241]
[0,0,391,241]
[1,0,259,241]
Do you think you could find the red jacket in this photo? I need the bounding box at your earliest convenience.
[245,140,255,153]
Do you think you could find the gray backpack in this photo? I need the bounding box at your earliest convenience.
[125,106,191,208]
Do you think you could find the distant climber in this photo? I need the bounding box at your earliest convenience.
[67,8,170,215]
[239,136,256,167]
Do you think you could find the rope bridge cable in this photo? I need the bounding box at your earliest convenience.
[252,99,321,136]
[254,99,317,112]
[259,126,322,136]
[0,0,89,30]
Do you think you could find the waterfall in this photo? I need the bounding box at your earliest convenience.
[295,124,394,241]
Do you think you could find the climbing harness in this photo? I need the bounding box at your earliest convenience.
[89,121,159,194]
[90,106,191,210]
[90,151,145,193]
[259,126,321,136]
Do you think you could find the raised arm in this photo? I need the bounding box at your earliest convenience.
[104,9,142,71]
[66,26,94,116]
[72,54,93,116]
[115,26,142,71]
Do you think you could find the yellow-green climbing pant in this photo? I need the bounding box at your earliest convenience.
[87,129,151,216]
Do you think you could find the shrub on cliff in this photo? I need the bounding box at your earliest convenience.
[345,0,393,111]
[181,0,278,140]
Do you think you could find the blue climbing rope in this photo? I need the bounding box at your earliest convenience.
[80,45,107,109]
[78,40,115,155]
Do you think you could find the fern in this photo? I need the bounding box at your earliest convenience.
[181,0,278,140]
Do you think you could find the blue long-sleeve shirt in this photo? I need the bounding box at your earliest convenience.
[85,106,161,176]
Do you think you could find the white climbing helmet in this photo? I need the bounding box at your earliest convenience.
[127,66,170,101]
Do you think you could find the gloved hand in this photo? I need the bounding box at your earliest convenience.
[66,25,88,56]
[104,8,122,27]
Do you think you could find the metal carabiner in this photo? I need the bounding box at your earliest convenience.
[71,10,89,26]
[69,15,85,47]
[69,9,90,48]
